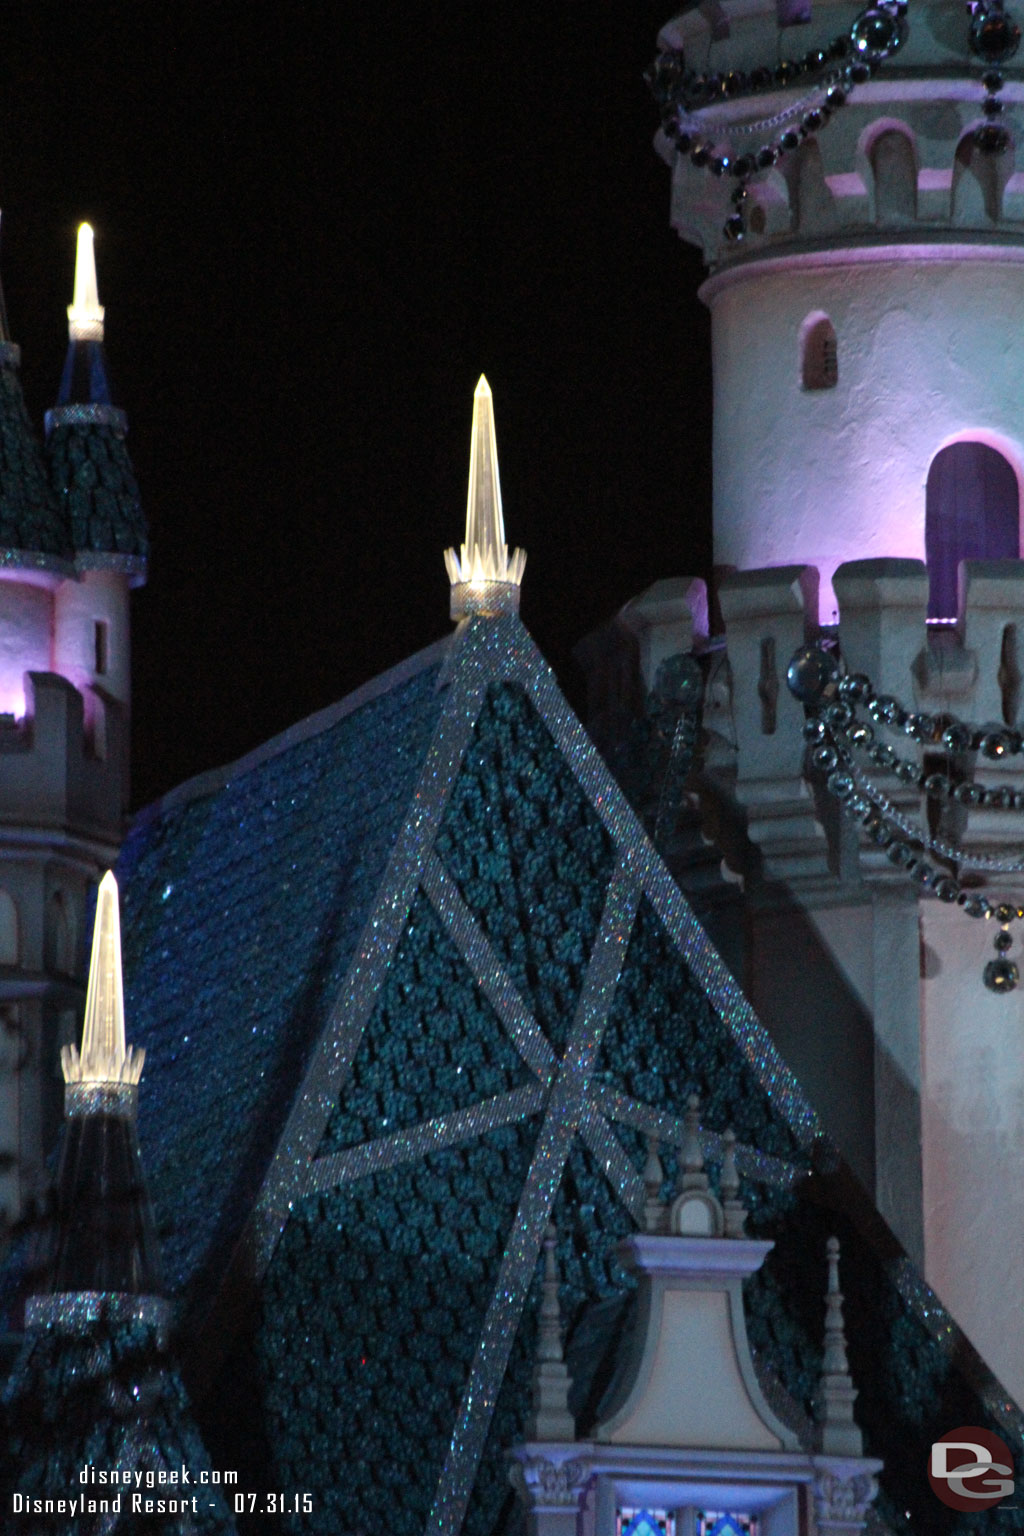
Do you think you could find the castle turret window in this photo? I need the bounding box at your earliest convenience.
[801,314,837,390]
[926,440,1019,618]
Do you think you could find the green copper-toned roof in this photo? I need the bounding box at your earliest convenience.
[0,348,70,560]
[46,409,148,562]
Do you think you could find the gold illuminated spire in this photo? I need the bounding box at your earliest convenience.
[444,375,525,617]
[61,871,144,1085]
[67,223,105,342]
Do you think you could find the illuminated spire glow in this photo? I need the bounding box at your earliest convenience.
[67,223,105,342]
[61,871,144,1085]
[444,375,525,617]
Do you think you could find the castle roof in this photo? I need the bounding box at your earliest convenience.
[102,614,1023,1535]
[0,342,72,566]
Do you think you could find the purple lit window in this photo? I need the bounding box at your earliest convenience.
[926,441,1019,619]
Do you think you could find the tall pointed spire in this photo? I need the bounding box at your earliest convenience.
[816,1236,864,1457]
[445,375,525,618]
[61,871,144,1086]
[525,1224,575,1440]
[67,222,104,341]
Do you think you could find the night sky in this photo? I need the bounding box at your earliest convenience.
[0,5,712,810]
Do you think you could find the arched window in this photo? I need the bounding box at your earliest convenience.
[0,890,18,966]
[801,314,837,390]
[926,441,1019,618]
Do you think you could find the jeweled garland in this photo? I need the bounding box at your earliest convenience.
[787,643,1024,994]
[647,0,1022,243]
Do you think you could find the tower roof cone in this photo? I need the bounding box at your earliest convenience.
[444,375,525,619]
[46,222,148,573]
[62,871,144,1088]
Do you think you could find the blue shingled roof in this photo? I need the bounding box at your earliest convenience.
[0,348,70,559]
[116,641,448,1315]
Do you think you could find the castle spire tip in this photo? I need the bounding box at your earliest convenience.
[68,222,104,342]
[444,375,525,618]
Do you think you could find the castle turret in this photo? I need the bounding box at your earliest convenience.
[625,0,1024,1415]
[0,222,141,1227]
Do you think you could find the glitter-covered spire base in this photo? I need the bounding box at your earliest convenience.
[61,871,144,1088]
[444,375,525,618]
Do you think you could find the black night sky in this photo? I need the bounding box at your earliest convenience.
[0,5,711,810]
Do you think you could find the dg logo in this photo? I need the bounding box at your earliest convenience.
[929,1426,1015,1511]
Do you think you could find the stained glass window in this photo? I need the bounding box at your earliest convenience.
[696,1514,759,1536]
[617,1508,675,1536]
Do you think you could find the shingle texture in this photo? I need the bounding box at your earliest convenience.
[0,357,69,557]
[47,420,147,559]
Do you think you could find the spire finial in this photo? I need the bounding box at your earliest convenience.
[525,1223,575,1440]
[678,1093,709,1193]
[643,1134,667,1233]
[816,1236,864,1457]
[444,375,526,619]
[721,1127,748,1238]
[61,872,144,1086]
[67,223,104,342]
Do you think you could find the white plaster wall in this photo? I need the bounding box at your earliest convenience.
[0,578,51,717]
[53,568,130,708]
[704,253,1024,620]
[921,901,1024,1405]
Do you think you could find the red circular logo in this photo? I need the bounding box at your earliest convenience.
[929,1426,1015,1511]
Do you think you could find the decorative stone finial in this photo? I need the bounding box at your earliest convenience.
[525,1223,575,1441]
[668,1095,724,1237]
[642,1135,667,1234]
[61,871,144,1087]
[817,1236,864,1457]
[721,1127,748,1238]
[444,375,525,619]
[67,223,104,342]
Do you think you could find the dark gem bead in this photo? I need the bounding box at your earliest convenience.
[996,929,1014,952]
[731,186,749,206]
[894,760,920,783]
[923,773,950,797]
[831,36,851,57]
[975,122,1012,153]
[850,61,872,82]
[868,694,904,726]
[980,729,1012,758]
[910,862,934,884]
[983,68,1005,90]
[757,145,779,168]
[690,144,710,167]
[870,742,897,768]
[851,5,906,60]
[803,717,827,741]
[996,902,1017,923]
[838,673,872,703]
[803,110,824,131]
[958,891,990,917]
[942,722,973,752]
[710,156,729,176]
[846,793,872,819]
[826,771,855,800]
[723,214,746,241]
[811,744,839,771]
[868,820,893,847]
[984,956,1019,992]
[984,95,1005,115]
[826,85,847,107]
[732,154,756,178]
[985,784,1016,808]
[970,8,1021,62]
[787,645,840,704]
[886,841,914,867]
[775,61,796,85]
[954,781,985,806]
[676,132,693,152]
[824,701,854,729]
[934,878,959,903]
[780,130,801,151]
[850,722,875,747]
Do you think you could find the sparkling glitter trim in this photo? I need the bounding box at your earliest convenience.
[225,650,492,1281]
[588,1083,807,1188]
[0,546,74,577]
[305,1086,548,1192]
[428,866,639,1536]
[25,1291,171,1338]
[45,403,128,433]
[579,1105,646,1224]
[65,1081,138,1119]
[423,852,557,1085]
[74,551,147,581]
[450,580,521,620]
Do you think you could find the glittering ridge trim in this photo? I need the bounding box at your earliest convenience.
[423,851,557,1086]
[198,644,493,1362]
[427,866,639,1536]
[588,1083,808,1188]
[65,1081,138,1119]
[25,1291,171,1337]
[304,1086,549,1193]
[579,1105,646,1224]
[46,402,128,433]
[488,614,820,1150]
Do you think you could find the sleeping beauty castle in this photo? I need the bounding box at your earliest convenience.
[5,0,1024,1531]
